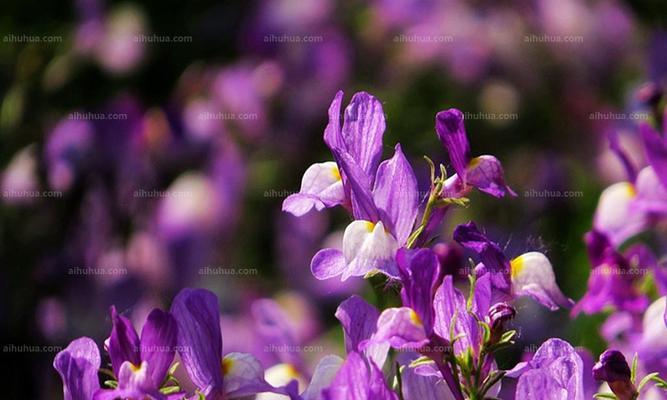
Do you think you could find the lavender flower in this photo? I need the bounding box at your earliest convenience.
[53,338,101,400]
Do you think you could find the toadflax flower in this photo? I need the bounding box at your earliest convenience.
[284,91,419,281]
[170,288,295,399]
[54,337,101,400]
[453,221,574,310]
[593,350,637,400]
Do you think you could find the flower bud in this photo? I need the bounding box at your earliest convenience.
[487,302,515,344]
[593,350,637,400]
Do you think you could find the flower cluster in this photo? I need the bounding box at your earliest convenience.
[54,90,667,399]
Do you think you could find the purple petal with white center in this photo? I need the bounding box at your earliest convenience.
[369,307,428,350]
[342,220,399,280]
[401,363,456,400]
[332,148,379,221]
[53,337,101,400]
[94,361,172,400]
[311,248,347,280]
[139,309,178,388]
[170,288,224,395]
[323,91,344,150]
[640,122,667,188]
[302,355,343,400]
[108,306,141,376]
[223,352,275,398]
[340,92,386,178]
[510,252,574,311]
[336,295,388,367]
[435,109,471,180]
[322,352,398,400]
[372,144,419,244]
[453,222,511,293]
[466,155,516,198]
[396,248,440,336]
[283,162,345,216]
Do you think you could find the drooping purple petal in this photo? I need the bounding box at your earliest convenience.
[336,295,388,367]
[640,122,667,188]
[401,362,456,400]
[340,92,386,178]
[53,337,101,400]
[332,148,379,221]
[396,248,440,336]
[510,252,574,311]
[435,109,471,181]
[323,91,344,150]
[466,155,516,198]
[372,144,419,244]
[311,248,347,280]
[139,309,178,387]
[170,288,224,395]
[108,306,141,376]
[453,222,511,293]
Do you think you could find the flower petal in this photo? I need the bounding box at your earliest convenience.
[139,309,178,387]
[336,295,388,368]
[341,92,386,178]
[342,220,399,280]
[369,307,428,350]
[510,252,574,311]
[223,352,275,398]
[53,337,101,400]
[466,155,516,198]
[640,122,667,188]
[302,355,344,400]
[435,109,471,180]
[373,144,419,244]
[311,248,347,280]
[323,91,344,150]
[283,162,345,216]
[396,248,440,335]
[108,306,141,376]
[322,352,398,400]
[332,148,379,221]
[593,181,646,246]
[170,288,224,395]
[401,362,456,400]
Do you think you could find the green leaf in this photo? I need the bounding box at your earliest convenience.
[103,380,118,389]
[631,353,638,384]
[638,372,660,392]
[593,393,617,399]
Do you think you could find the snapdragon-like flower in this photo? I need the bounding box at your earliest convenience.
[170,288,294,399]
[435,109,515,199]
[454,221,573,310]
[572,229,651,316]
[593,350,637,400]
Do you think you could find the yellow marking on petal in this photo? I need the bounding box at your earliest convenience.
[331,166,341,181]
[222,357,234,376]
[365,221,376,232]
[129,363,141,373]
[468,157,481,169]
[409,309,423,327]
[510,255,525,280]
[622,182,636,197]
[285,364,300,379]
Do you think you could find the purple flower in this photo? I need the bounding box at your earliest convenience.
[572,230,650,316]
[95,307,179,400]
[54,337,101,400]
[435,109,515,198]
[335,295,389,368]
[454,222,573,310]
[321,352,398,400]
[508,338,586,400]
[170,288,292,399]
[593,350,636,400]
